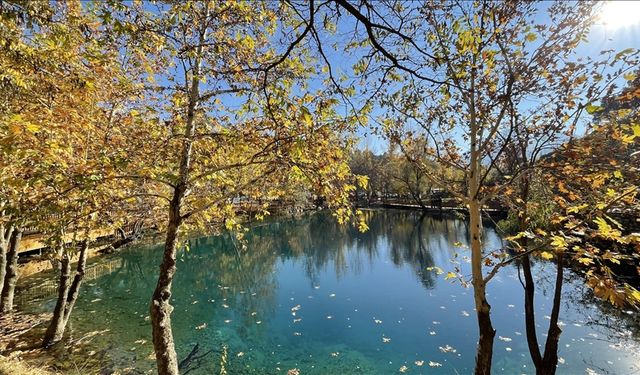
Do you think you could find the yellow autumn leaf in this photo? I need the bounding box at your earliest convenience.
[577,257,593,266]
[8,123,22,135]
[540,251,554,260]
[550,236,568,250]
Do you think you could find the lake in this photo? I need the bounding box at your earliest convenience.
[19,209,640,374]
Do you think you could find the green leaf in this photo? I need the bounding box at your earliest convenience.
[585,103,603,114]
[300,106,313,125]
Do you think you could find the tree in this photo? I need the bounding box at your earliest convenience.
[311,1,638,373]
[100,2,364,373]
[0,1,150,345]
[486,24,640,375]
[0,0,112,315]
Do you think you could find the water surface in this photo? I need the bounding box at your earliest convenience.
[20,210,640,374]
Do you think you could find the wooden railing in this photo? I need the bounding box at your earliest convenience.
[16,258,123,304]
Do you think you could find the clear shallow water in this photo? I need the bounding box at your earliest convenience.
[19,210,640,374]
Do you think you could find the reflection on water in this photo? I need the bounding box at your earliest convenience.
[19,209,640,374]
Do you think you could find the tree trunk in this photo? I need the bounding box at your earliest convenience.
[522,254,542,367]
[150,201,182,375]
[0,224,14,301]
[42,241,89,347]
[61,241,88,328]
[538,252,564,375]
[518,176,543,367]
[470,199,495,375]
[1,228,22,314]
[149,6,209,373]
[468,84,495,374]
[42,248,71,347]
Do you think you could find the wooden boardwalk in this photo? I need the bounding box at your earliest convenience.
[17,227,118,255]
[366,199,507,219]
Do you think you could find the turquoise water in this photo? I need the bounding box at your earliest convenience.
[20,210,640,374]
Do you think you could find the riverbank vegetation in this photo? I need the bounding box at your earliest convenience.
[1,1,638,374]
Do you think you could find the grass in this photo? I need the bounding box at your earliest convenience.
[0,355,58,375]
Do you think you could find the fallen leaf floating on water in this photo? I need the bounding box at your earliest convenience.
[134,339,147,344]
[287,369,300,375]
[91,298,101,303]
[399,365,409,373]
[439,345,456,353]
[428,361,442,368]
[415,361,424,366]
[382,336,391,343]
[195,323,207,330]
[498,336,512,342]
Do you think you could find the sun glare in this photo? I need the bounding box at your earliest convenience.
[599,0,640,28]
